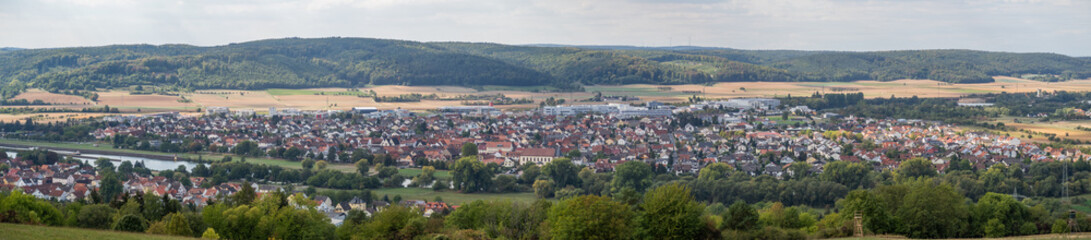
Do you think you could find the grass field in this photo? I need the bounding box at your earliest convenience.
[371,187,537,205]
[478,85,562,92]
[583,85,691,97]
[0,223,195,240]
[265,88,368,96]
[398,168,453,179]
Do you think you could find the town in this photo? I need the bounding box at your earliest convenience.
[5,97,1086,229]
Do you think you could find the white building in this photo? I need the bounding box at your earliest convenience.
[205,107,230,115]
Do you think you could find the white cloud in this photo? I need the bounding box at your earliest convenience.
[0,0,1088,55]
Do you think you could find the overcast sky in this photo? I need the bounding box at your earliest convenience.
[1,0,1089,56]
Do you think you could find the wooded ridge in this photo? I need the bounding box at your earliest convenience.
[1,37,1089,98]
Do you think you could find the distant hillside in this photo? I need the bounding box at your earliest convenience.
[1,37,1090,98]
[434,42,797,84]
[766,50,1091,83]
[0,38,552,96]
[0,47,23,53]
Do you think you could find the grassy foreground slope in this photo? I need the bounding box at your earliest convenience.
[0,223,195,240]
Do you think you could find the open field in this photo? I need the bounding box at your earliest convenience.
[0,112,113,123]
[6,77,1091,122]
[982,117,1091,144]
[371,187,537,205]
[265,88,369,96]
[96,90,198,111]
[398,168,453,179]
[10,89,95,105]
[665,77,1091,100]
[0,223,195,240]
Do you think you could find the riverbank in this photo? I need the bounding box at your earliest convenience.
[0,140,185,161]
[0,138,355,172]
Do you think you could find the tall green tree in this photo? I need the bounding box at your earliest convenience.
[972,192,1030,238]
[143,192,164,221]
[548,195,634,240]
[542,157,581,188]
[821,161,873,189]
[638,183,705,239]
[451,156,493,193]
[894,180,969,238]
[461,142,478,157]
[837,189,894,234]
[698,162,732,181]
[723,200,760,231]
[232,182,257,206]
[164,213,193,237]
[77,204,116,229]
[896,157,937,181]
[533,179,555,199]
[98,172,123,203]
[343,206,424,240]
[355,159,370,176]
[611,161,653,193]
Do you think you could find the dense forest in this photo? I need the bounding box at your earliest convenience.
[2,38,1090,99]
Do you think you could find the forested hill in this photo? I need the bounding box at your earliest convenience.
[0,38,554,96]
[1,37,1090,97]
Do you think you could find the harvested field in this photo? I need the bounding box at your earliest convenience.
[367,85,478,96]
[96,90,198,111]
[188,90,284,110]
[9,77,1091,116]
[0,112,112,123]
[664,77,1091,100]
[991,117,1091,144]
[10,89,94,105]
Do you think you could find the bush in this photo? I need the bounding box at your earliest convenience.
[0,190,63,225]
[114,214,149,232]
[165,213,193,236]
[146,220,168,235]
[202,228,221,239]
[1019,222,1038,235]
[1052,219,1069,233]
[432,180,449,191]
[77,204,116,229]
[984,218,1008,238]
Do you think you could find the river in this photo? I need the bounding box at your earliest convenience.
[3,147,202,171]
